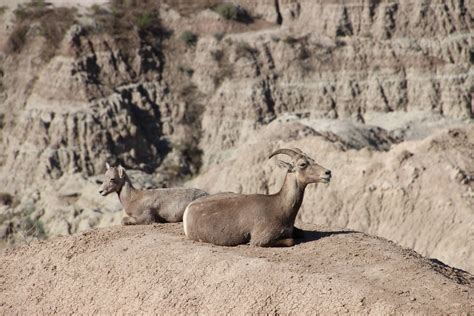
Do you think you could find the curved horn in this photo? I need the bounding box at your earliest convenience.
[268,148,301,160]
[291,148,304,154]
[291,147,313,160]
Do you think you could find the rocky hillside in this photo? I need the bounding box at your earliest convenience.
[0,224,472,314]
[0,0,472,272]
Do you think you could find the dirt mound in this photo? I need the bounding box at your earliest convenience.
[0,224,472,314]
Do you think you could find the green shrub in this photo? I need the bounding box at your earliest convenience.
[0,6,7,17]
[136,12,154,30]
[213,3,238,20]
[212,3,252,23]
[213,32,225,42]
[22,217,46,239]
[180,31,198,46]
[271,35,280,43]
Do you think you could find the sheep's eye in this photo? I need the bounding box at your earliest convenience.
[298,162,307,168]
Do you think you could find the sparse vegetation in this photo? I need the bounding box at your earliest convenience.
[210,49,224,62]
[212,3,252,23]
[212,65,233,87]
[271,35,280,43]
[89,4,105,16]
[85,0,168,61]
[6,0,77,60]
[0,5,7,17]
[298,46,311,60]
[178,65,194,76]
[180,31,198,46]
[213,32,225,42]
[213,3,238,20]
[0,201,46,246]
[283,36,298,45]
[136,12,155,30]
[88,0,163,34]
[208,48,234,87]
[235,41,258,59]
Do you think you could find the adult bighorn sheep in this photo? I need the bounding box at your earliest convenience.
[99,163,208,225]
[183,148,331,247]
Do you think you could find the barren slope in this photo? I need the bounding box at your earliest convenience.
[0,224,472,314]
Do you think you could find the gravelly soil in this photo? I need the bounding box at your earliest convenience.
[0,223,472,314]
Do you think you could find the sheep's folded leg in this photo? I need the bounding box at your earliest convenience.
[256,238,295,247]
[122,216,137,226]
[270,238,295,247]
[135,209,158,225]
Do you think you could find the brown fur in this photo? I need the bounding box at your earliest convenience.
[99,164,208,225]
[183,148,331,247]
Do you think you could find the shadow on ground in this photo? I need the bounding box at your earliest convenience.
[293,227,355,244]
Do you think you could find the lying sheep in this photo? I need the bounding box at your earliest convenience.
[183,148,331,247]
[99,163,208,225]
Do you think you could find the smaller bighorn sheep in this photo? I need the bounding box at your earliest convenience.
[99,163,208,225]
[183,148,331,247]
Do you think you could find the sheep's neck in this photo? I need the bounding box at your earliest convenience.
[277,172,306,223]
[117,176,136,207]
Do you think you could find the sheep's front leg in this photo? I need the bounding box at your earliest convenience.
[122,216,137,226]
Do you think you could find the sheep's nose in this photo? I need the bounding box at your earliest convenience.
[325,170,332,176]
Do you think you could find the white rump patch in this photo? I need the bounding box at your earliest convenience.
[183,204,191,237]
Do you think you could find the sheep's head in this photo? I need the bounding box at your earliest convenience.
[269,148,331,186]
[99,163,127,196]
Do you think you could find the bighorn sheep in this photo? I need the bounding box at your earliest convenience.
[183,148,331,247]
[99,163,208,225]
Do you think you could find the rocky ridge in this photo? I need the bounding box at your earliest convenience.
[0,224,472,314]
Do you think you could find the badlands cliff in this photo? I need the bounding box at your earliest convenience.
[0,0,472,274]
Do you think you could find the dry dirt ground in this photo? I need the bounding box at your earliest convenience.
[0,223,472,314]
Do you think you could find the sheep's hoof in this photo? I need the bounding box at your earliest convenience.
[122,217,136,226]
[278,238,296,247]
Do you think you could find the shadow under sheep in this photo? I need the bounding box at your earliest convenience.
[293,227,355,244]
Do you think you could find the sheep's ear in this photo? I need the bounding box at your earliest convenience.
[105,162,111,170]
[277,160,295,172]
[118,165,126,178]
